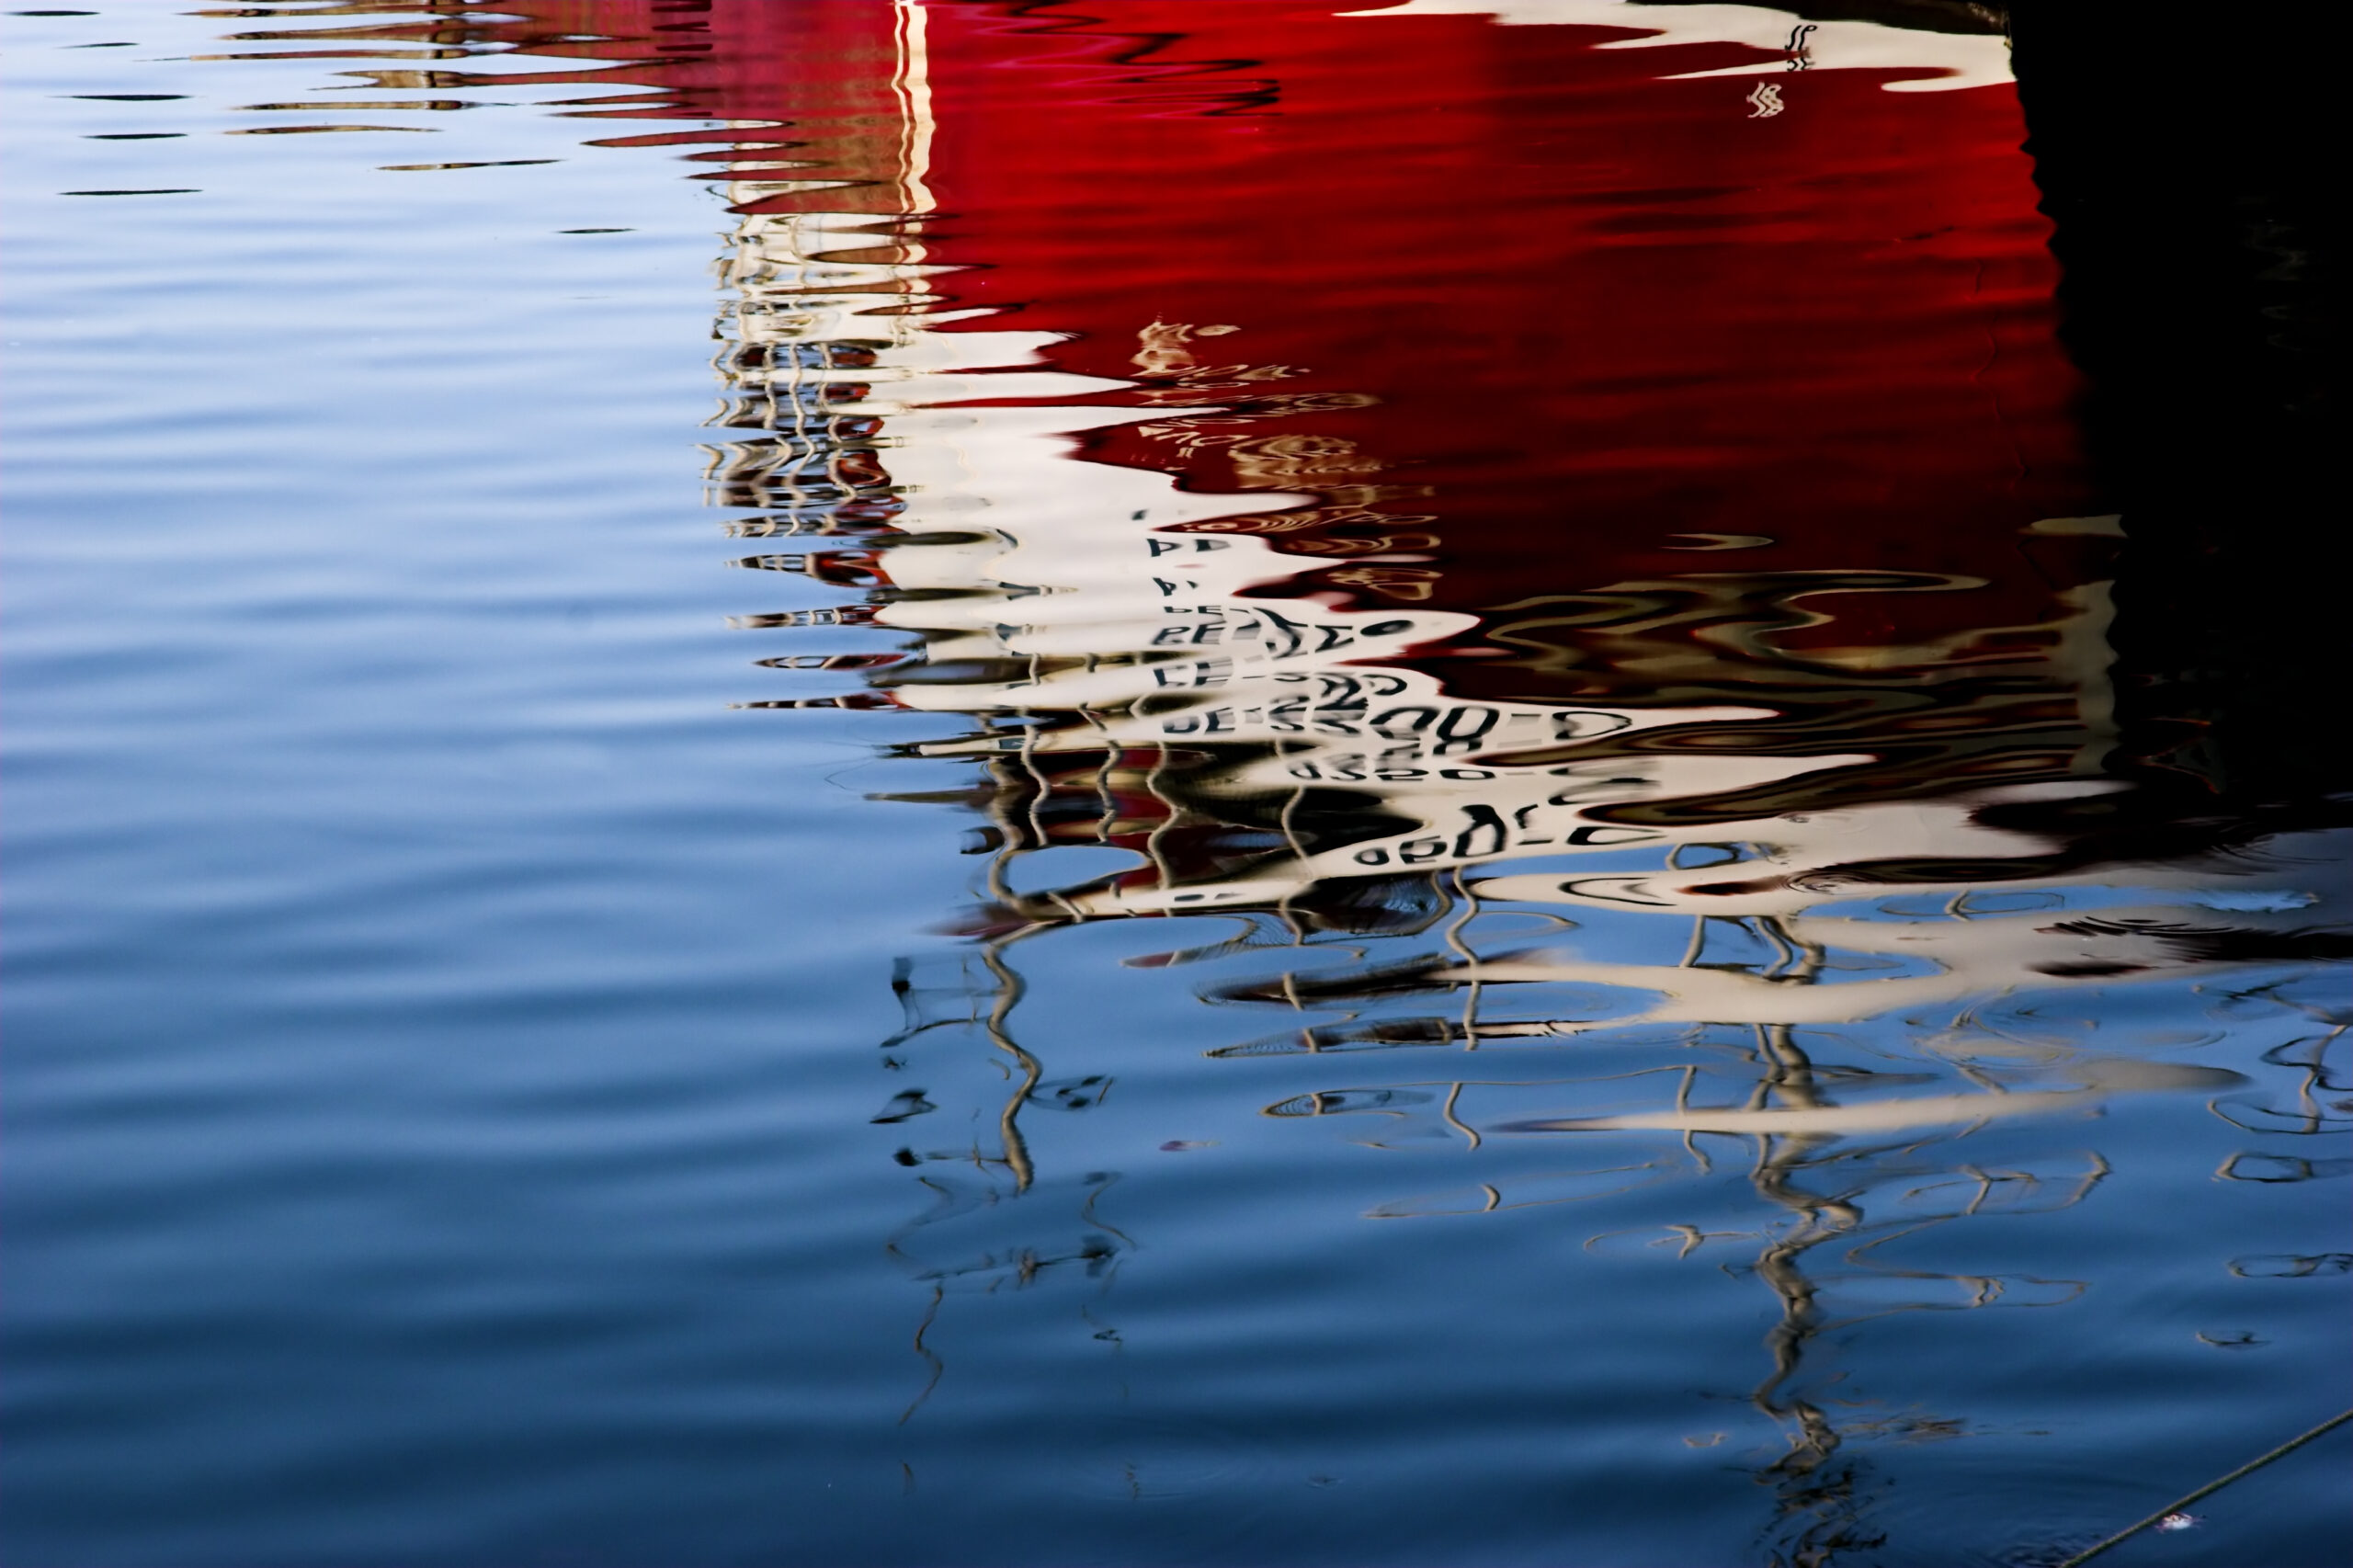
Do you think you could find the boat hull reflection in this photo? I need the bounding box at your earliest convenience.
[328,4,2350,1562]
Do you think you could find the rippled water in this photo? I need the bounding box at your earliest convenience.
[6,5,2347,1566]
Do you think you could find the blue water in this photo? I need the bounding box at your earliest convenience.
[4,6,2346,1567]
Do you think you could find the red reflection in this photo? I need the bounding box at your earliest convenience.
[442,1,2097,656]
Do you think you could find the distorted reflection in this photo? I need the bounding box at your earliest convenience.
[202,2,2346,1560]
[654,5,2352,1554]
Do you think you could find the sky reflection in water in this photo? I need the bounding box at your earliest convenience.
[4,5,2347,1567]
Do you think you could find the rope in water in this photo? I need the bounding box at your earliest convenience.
[2052,1405,2353,1568]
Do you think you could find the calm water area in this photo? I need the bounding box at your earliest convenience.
[4,5,2347,1565]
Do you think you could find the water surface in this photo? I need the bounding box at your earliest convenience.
[5,5,2347,1566]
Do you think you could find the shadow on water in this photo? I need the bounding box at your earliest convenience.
[152,4,2347,1563]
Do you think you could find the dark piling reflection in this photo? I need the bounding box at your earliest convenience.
[2010,2,2348,809]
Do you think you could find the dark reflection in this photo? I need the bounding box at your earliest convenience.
[2009,3,2347,807]
[222,3,2346,1561]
